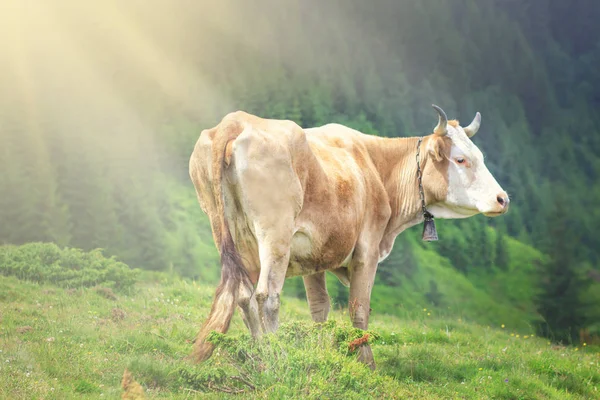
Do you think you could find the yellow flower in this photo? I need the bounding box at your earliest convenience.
[501,324,505,328]
[547,342,551,345]
[583,343,587,347]
[524,335,529,339]
[511,333,515,337]
[478,368,483,371]
[516,335,520,338]
[575,347,579,351]
[427,313,431,316]
[423,308,427,312]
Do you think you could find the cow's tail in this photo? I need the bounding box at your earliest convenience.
[191,122,249,363]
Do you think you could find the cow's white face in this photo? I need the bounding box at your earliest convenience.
[425,106,509,220]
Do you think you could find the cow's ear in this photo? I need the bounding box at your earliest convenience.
[428,136,449,162]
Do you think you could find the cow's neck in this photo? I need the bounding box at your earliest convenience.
[364,135,432,255]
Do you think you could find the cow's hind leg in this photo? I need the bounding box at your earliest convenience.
[237,275,261,338]
[303,272,330,323]
[255,240,290,333]
[231,126,302,334]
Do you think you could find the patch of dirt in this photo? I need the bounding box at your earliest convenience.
[111,308,127,322]
[95,287,117,301]
[16,326,33,334]
[139,314,153,323]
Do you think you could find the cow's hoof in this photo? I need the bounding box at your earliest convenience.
[357,344,376,370]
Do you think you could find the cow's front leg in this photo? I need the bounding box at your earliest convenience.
[255,241,290,333]
[303,272,330,322]
[348,252,378,370]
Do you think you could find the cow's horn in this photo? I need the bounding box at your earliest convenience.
[464,112,481,138]
[432,104,448,136]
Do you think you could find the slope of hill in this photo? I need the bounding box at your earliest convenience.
[1,274,597,399]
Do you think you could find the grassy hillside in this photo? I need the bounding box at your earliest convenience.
[1,275,598,399]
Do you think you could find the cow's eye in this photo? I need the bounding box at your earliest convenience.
[456,157,466,164]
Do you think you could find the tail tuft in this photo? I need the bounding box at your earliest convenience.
[190,237,247,363]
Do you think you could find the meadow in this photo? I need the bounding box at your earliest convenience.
[1,272,598,399]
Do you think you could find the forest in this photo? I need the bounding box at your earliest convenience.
[1,0,599,343]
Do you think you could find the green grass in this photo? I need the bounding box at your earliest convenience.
[0,275,598,399]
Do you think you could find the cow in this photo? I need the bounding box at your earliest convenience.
[188,105,509,369]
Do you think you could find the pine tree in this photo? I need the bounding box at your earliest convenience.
[470,217,492,271]
[536,193,590,342]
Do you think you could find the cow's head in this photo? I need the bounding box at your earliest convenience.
[422,105,509,219]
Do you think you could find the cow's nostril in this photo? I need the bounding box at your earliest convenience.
[497,195,509,208]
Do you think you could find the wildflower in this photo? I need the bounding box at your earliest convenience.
[479,367,483,371]
[501,324,505,328]
[423,308,427,312]
[516,335,520,338]
[504,378,509,383]
[575,347,579,351]
[583,343,587,347]
[524,335,529,339]
[547,342,551,345]
[511,333,515,337]
[427,313,431,316]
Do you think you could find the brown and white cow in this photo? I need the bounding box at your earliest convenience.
[188,105,509,369]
